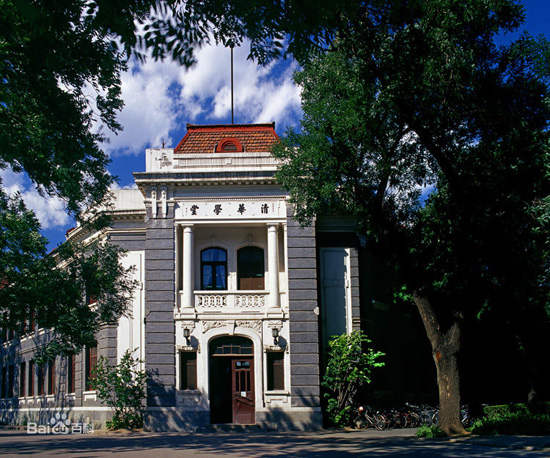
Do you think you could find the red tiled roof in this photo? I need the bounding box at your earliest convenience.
[174,123,279,154]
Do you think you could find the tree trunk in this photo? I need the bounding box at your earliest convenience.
[413,291,467,436]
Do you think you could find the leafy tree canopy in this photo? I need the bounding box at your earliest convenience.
[273,0,550,435]
[0,187,137,358]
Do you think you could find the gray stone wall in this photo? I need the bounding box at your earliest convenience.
[286,209,321,414]
[144,204,176,419]
[108,231,145,252]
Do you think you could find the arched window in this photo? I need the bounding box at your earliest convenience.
[210,336,253,356]
[215,137,243,152]
[201,248,227,290]
[237,246,265,290]
[221,141,237,151]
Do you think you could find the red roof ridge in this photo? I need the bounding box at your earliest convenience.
[185,122,276,131]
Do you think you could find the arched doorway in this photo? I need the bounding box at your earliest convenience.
[209,336,255,424]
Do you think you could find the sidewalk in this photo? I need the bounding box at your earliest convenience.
[1,427,549,457]
[449,433,550,452]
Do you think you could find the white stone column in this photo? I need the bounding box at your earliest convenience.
[150,187,157,219]
[182,225,194,309]
[267,224,280,308]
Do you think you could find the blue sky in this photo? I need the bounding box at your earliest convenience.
[1,0,549,251]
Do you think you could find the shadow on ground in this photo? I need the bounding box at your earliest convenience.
[0,429,547,457]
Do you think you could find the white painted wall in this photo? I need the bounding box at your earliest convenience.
[117,251,145,368]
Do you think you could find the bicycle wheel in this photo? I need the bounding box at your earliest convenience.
[419,412,433,426]
[394,413,407,428]
[373,413,387,431]
[409,412,421,428]
[354,414,368,429]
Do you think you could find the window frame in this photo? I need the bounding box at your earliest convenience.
[47,359,56,395]
[200,247,228,290]
[85,345,97,391]
[266,351,285,391]
[237,246,265,290]
[179,351,197,391]
[67,353,76,394]
[37,364,45,396]
[19,361,26,398]
[1,365,6,398]
[215,137,243,152]
[28,360,34,397]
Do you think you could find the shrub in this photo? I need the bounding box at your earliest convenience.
[483,402,550,418]
[416,424,446,438]
[471,411,550,436]
[91,349,147,430]
[321,330,384,426]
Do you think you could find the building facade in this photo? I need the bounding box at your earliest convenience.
[1,123,431,431]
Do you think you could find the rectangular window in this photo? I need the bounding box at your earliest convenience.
[1,366,6,398]
[20,362,26,397]
[67,354,75,394]
[47,360,56,395]
[37,364,45,396]
[8,365,14,398]
[267,352,284,391]
[85,345,97,391]
[28,360,34,396]
[179,352,197,390]
[237,246,265,290]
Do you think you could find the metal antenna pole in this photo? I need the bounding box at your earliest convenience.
[231,45,234,125]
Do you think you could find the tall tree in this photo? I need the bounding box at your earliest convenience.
[0,0,157,353]
[273,0,550,435]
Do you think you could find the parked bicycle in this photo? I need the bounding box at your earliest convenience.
[353,405,387,431]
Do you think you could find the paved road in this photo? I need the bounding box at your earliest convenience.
[1,428,549,457]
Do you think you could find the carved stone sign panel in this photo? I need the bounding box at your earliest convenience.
[175,199,286,220]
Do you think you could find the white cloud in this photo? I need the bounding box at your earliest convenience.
[110,182,138,190]
[178,44,302,127]
[0,167,71,230]
[102,58,183,156]
[102,41,302,155]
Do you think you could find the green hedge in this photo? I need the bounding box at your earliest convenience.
[471,403,550,435]
[483,402,550,418]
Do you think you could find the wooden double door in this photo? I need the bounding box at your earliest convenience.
[209,356,255,424]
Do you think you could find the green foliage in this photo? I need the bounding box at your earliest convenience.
[469,402,550,435]
[273,0,550,425]
[471,411,550,436]
[321,331,384,426]
[0,187,137,357]
[91,350,147,430]
[416,424,446,438]
[483,402,550,417]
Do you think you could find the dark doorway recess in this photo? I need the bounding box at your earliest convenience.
[209,336,255,424]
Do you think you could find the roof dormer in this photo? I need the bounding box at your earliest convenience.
[216,137,244,153]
